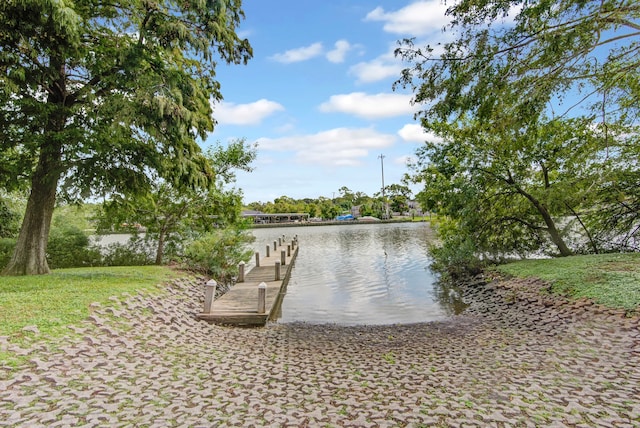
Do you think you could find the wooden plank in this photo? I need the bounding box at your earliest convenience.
[196,242,298,326]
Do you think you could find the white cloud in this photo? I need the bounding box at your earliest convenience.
[326,40,352,63]
[270,42,324,63]
[398,123,444,144]
[257,127,396,167]
[318,92,416,120]
[349,46,403,83]
[213,99,284,125]
[275,122,295,133]
[365,1,450,37]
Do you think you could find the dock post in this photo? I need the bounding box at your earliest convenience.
[273,241,277,251]
[255,252,260,267]
[204,280,217,314]
[257,282,266,313]
[275,261,281,281]
[266,245,270,257]
[281,249,286,266]
[278,237,282,246]
[238,262,245,283]
[287,244,291,257]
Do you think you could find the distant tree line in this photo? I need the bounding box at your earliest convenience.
[244,184,415,220]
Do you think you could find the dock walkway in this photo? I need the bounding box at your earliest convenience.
[196,238,298,326]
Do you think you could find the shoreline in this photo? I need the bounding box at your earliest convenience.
[249,217,424,228]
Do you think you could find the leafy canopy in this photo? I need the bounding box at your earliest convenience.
[0,0,252,198]
[396,0,640,263]
[95,139,257,264]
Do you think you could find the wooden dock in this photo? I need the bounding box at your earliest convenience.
[196,239,299,326]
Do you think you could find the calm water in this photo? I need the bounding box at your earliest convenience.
[250,222,466,326]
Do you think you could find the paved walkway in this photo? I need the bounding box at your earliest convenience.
[1,275,639,427]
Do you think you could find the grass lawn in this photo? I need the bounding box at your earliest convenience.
[0,265,186,340]
[494,252,640,312]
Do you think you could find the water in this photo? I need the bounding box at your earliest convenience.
[250,222,466,326]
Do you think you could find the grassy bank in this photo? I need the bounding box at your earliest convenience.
[494,252,640,312]
[0,266,185,340]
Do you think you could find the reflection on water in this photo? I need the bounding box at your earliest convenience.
[250,222,467,326]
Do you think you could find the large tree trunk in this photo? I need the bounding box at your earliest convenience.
[2,146,61,275]
[2,55,67,276]
[518,188,573,257]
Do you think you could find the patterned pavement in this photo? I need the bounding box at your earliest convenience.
[1,275,639,427]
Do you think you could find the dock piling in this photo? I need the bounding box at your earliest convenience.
[266,245,270,257]
[281,249,286,266]
[255,252,260,267]
[204,280,217,314]
[275,261,281,281]
[238,262,245,283]
[257,282,266,313]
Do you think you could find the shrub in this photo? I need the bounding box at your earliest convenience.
[0,238,16,270]
[429,219,484,280]
[0,200,20,238]
[100,235,155,266]
[47,226,102,269]
[183,228,254,285]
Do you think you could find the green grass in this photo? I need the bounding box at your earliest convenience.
[0,266,185,340]
[494,253,640,311]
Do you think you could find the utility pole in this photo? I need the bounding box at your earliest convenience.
[378,154,389,219]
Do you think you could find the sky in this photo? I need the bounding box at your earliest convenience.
[203,0,454,204]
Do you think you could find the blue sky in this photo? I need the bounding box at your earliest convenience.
[203,0,454,204]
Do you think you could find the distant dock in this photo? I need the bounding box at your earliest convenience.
[197,236,298,326]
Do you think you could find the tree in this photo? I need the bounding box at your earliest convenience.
[384,184,412,214]
[307,203,318,218]
[395,0,640,258]
[412,117,607,257]
[96,140,256,264]
[353,191,371,206]
[318,197,339,220]
[0,0,252,275]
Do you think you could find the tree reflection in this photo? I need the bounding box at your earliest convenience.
[432,279,469,315]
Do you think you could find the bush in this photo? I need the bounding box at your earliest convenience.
[0,200,20,238]
[429,219,485,280]
[0,238,16,270]
[100,235,155,266]
[183,228,254,285]
[47,226,102,269]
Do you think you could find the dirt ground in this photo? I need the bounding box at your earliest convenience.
[1,275,639,427]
